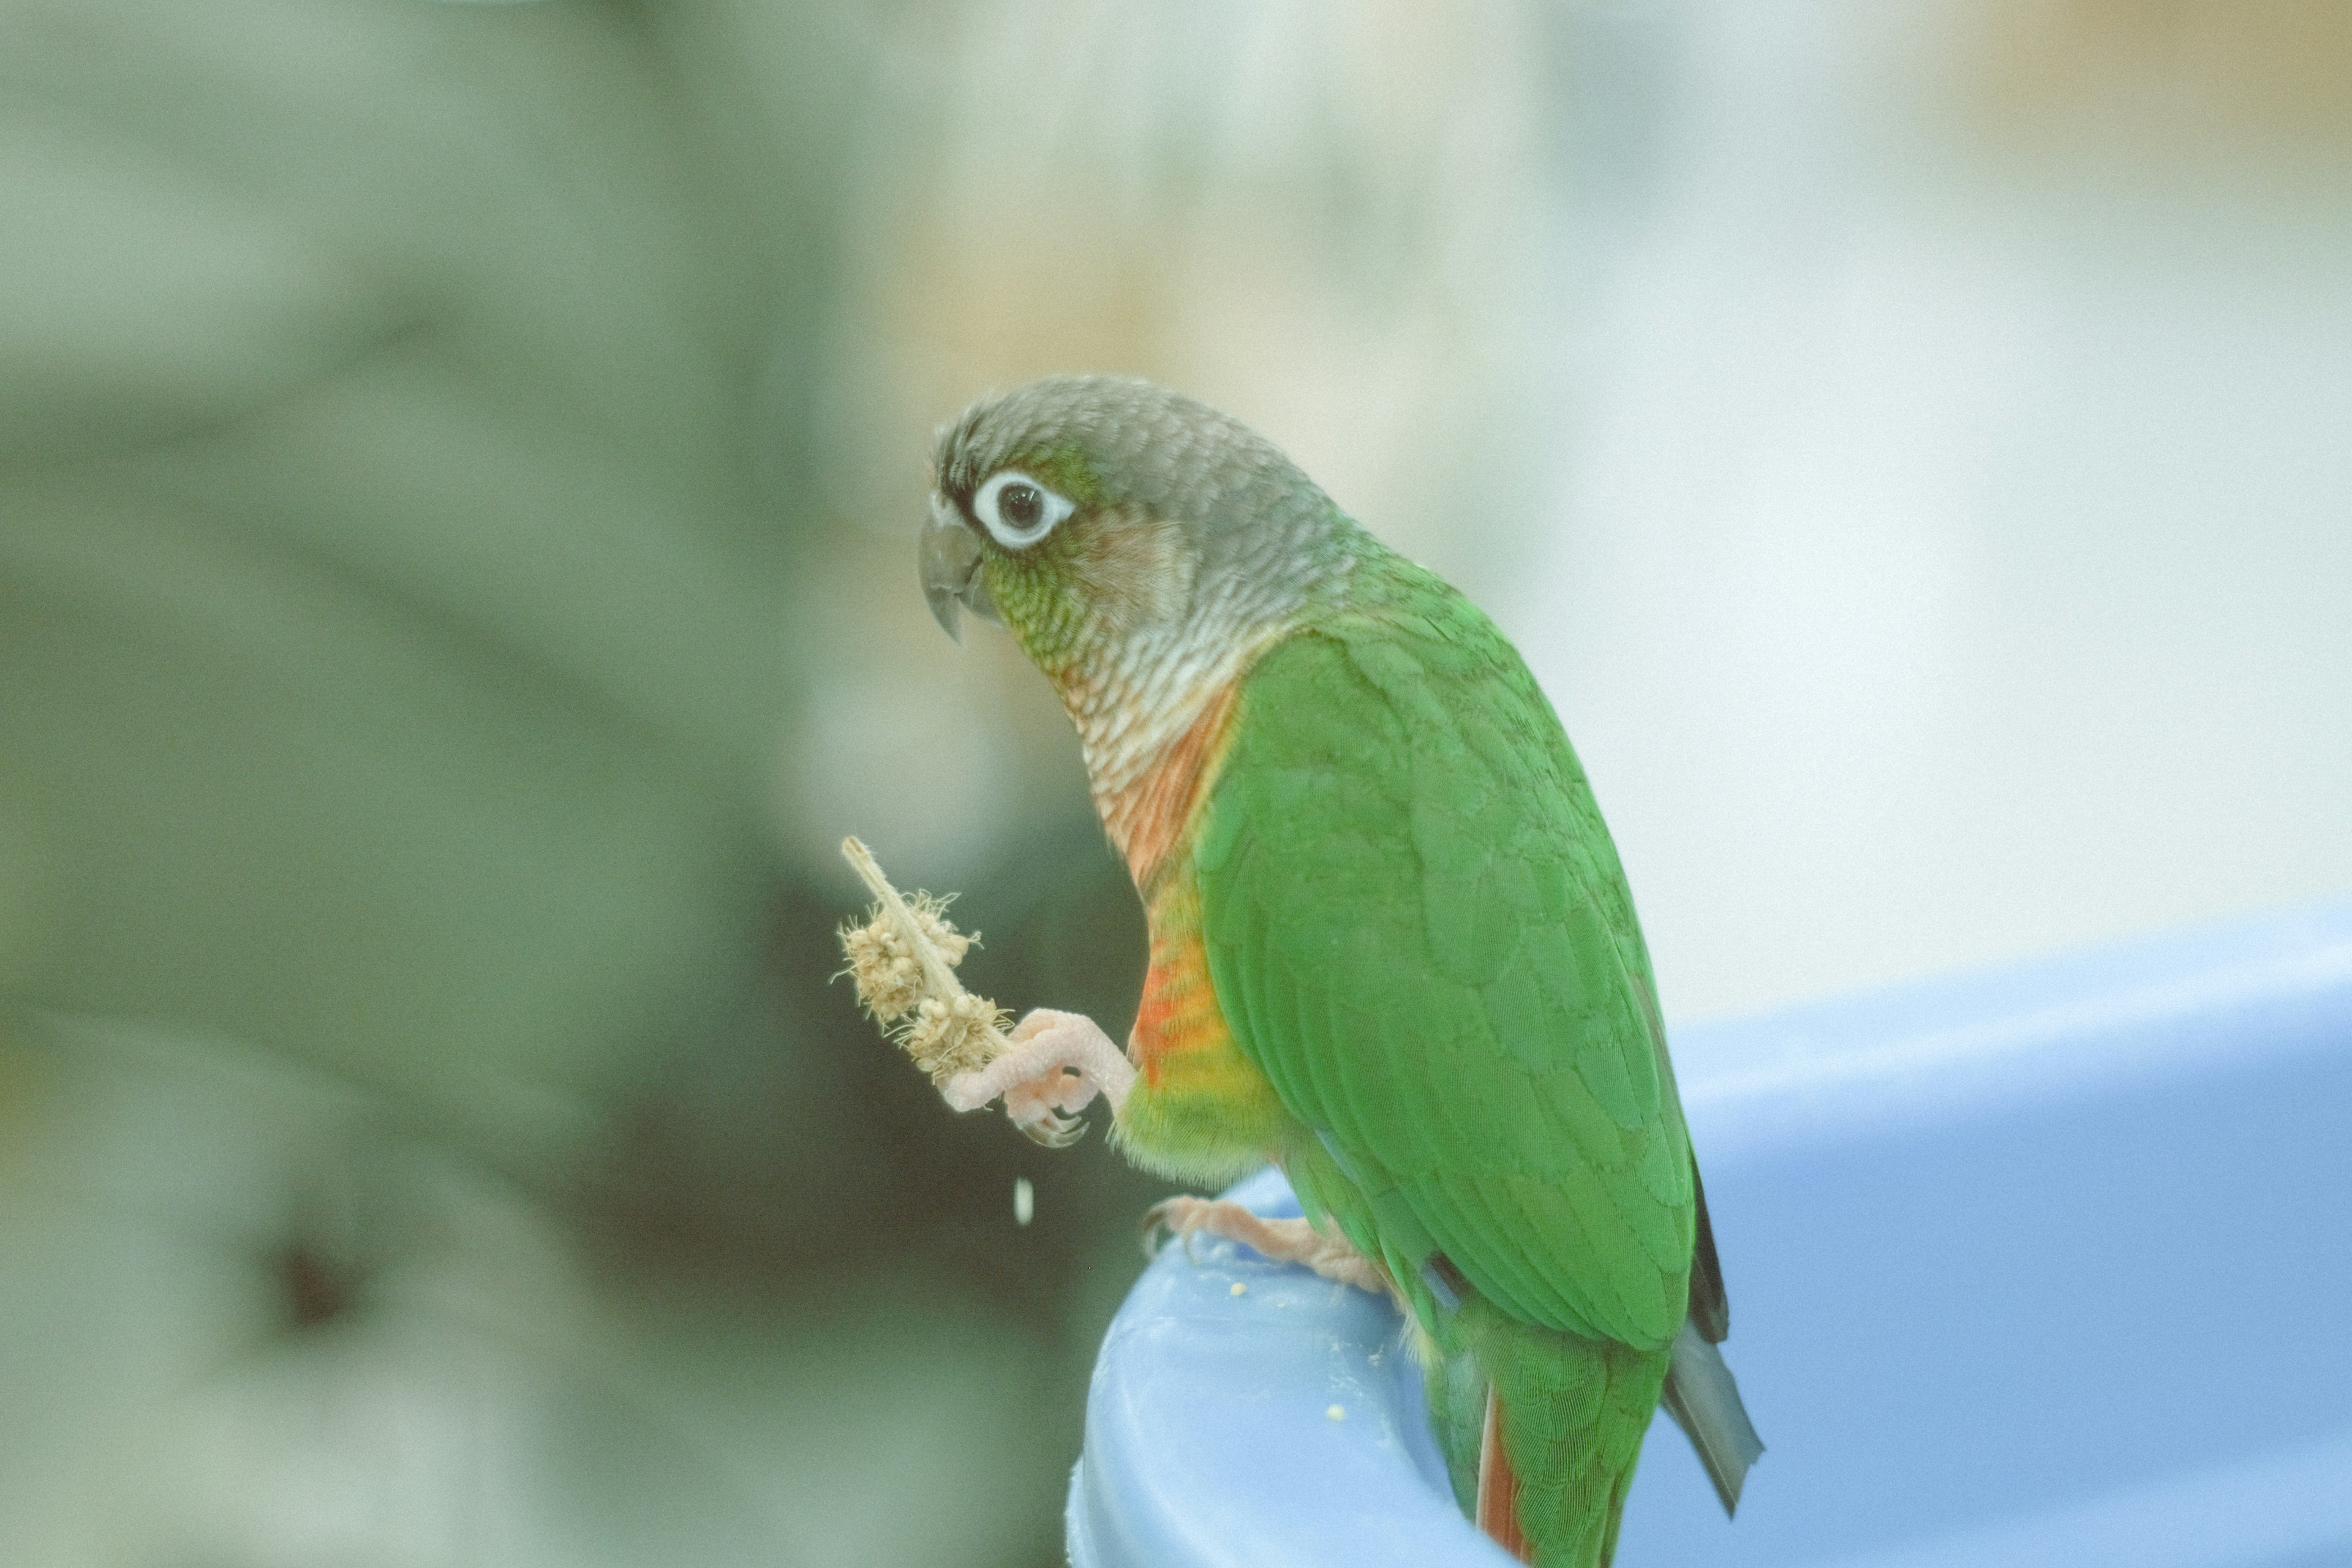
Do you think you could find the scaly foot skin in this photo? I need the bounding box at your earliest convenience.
[1144,1197,1390,1294]
[942,1008,1138,1148]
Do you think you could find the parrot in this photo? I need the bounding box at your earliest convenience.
[918,375,1762,1567]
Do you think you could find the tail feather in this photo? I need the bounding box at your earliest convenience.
[1460,1325,1667,1568]
[1661,1321,1765,1515]
[1476,1386,1535,1563]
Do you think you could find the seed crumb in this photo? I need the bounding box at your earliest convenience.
[1014,1177,1034,1227]
[1229,1281,1247,1297]
[1325,1403,1346,1422]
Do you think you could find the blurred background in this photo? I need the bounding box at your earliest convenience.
[0,1,2343,1564]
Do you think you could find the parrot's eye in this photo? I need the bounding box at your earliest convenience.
[972,469,1074,550]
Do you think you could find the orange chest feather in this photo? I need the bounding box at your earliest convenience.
[1129,897,1223,1085]
[1098,680,1241,894]
[1105,682,1251,1084]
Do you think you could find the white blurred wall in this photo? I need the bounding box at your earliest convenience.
[1499,0,2352,1018]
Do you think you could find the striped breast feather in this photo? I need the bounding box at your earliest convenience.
[1193,573,1695,1351]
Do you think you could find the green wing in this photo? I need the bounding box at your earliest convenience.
[1193,555,1695,1351]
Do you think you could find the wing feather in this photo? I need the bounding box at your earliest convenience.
[1197,575,1696,1349]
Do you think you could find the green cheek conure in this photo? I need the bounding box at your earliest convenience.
[919,375,1762,1567]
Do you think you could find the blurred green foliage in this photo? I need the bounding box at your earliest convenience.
[0,0,797,1148]
[0,3,1160,1563]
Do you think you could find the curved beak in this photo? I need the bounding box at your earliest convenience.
[920,497,996,642]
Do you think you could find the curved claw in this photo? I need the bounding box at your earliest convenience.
[1140,1196,1205,1261]
[1020,1111,1086,1149]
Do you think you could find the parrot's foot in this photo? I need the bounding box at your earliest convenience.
[941,1008,1136,1149]
[1144,1197,1389,1294]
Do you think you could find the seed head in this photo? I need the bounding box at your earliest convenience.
[836,837,1011,1088]
[842,892,971,1025]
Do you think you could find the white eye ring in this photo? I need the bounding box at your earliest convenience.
[971,470,1074,549]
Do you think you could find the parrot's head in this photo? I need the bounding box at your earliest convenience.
[921,375,1350,684]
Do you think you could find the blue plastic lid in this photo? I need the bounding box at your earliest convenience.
[1068,899,2352,1566]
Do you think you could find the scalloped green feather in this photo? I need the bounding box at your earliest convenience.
[1197,548,1697,1352]
[1192,546,1709,1566]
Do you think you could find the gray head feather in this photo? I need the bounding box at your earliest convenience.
[928,375,1364,802]
[932,375,1350,604]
